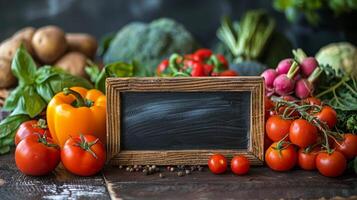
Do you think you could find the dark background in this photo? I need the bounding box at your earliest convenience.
[1,0,356,55]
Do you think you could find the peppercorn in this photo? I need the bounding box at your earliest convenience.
[177,171,184,177]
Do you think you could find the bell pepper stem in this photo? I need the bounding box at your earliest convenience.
[63,88,86,107]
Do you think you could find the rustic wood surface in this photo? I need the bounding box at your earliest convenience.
[106,77,264,166]
[0,150,356,200]
[104,165,357,200]
[0,152,110,200]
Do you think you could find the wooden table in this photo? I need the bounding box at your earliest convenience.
[0,152,356,200]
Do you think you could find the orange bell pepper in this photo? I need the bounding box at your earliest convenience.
[46,87,106,147]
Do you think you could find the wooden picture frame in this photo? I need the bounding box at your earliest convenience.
[106,77,264,165]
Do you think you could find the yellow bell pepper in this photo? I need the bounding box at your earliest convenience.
[47,87,106,147]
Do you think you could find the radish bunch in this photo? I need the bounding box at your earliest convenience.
[261,49,322,99]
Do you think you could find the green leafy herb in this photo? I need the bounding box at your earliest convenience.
[0,45,93,155]
[316,65,357,111]
[0,114,30,153]
[86,61,138,93]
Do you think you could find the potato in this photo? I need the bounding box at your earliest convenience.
[0,37,33,61]
[66,33,97,58]
[12,27,36,55]
[32,25,67,64]
[0,58,16,89]
[55,52,88,78]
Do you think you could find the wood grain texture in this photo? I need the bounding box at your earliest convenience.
[103,166,357,200]
[0,152,110,200]
[106,77,264,166]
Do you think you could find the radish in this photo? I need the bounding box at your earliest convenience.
[276,58,293,75]
[295,67,322,99]
[273,61,300,96]
[261,69,278,88]
[300,57,318,77]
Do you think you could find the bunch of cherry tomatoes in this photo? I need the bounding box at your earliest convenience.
[156,48,238,77]
[14,119,106,176]
[265,96,357,177]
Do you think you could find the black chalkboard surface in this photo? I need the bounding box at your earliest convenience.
[106,77,264,165]
[121,92,250,150]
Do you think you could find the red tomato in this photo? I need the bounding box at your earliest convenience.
[61,135,106,176]
[208,154,227,174]
[219,70,238,76]
[265,142,297,171]
[231,155,250,175]
[316,151,346,177]
[216,54,229,69]
[314,106,337,129]
[15,119,50,146]
[193,48,213,62]
[15,134,60,176]
[289,119,318,148]
[156,59,169,76]
[303,97,321,106]
[265,115,292,142]
[334,133,357,160]
[298,148,319,170]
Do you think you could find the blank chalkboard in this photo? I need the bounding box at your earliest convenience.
[121,92,250,150]
[106,77,264,165]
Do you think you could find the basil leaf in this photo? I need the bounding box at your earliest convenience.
[11,95,27,116]
[11,45,37,85]
[11,86,46,118]
[35,66,64,84]
[36,82,55,103]
[0,145,10,155]
[23,86,47,118]
[95,62,134,93]
[0,114,30,139]
[85,65,101,83]
[3,86,24,111]
[48,72,93,94]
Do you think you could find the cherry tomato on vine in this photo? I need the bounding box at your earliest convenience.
[316,151,346,177]
[265,115,292,142]
[334,133,357,160]
[15,134,60,176]
[231,155,250,175]
[208,154,227,174]
[61,135,106,176]
[314,106,337,129]
[156,59,169,76]
[289,119,318,148]
[15,119,50,146]
[303,97,321,106]
[298,147,319,170]
[265,142,297,171]
[219,70,238,76]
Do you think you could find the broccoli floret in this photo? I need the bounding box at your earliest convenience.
[103,18,198,76]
